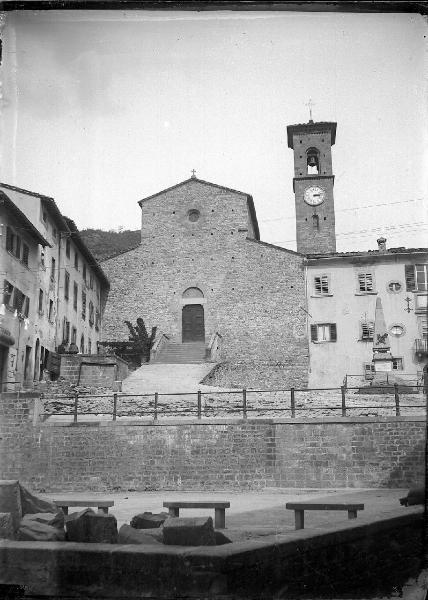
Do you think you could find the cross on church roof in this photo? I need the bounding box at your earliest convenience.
[191,169,196,178]
[305,98,315,123]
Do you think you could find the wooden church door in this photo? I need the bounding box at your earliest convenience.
[182,304,205,342]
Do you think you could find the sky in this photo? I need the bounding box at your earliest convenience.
[1,9,427,252]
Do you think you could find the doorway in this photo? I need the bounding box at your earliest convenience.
[182,304,205,342]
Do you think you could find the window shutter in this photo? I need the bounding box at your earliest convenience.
[330,323,337,341]
[405,265,415,291]
[310,324,318,341]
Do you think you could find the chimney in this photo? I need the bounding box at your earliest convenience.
[377,237,387,252]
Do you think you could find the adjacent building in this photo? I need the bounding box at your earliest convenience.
[0,183,110,389]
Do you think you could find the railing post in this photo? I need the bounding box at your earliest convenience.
[154,392,158,421]
[341,386,346,417]
[394,383,400,416]
[197,390,202,419]
[290,387,295,418]
[113,393,117,421]
[73,391,79,423]
[242,388,247,419]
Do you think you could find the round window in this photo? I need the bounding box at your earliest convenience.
[390,324,405,337]
[188,209,200,222]
[388,281,402,293]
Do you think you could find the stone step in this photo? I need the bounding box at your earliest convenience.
[152,342,208,364]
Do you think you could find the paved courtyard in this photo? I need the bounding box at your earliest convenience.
[43,487,416,539]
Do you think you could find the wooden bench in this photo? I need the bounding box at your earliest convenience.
[285,502,365,530]
[54,499,114,515]
[163,501,230,529]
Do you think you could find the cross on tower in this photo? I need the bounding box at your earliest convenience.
[305,98,315,122]
[191,169,196,178]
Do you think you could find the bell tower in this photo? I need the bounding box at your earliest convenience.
[287,119,337,254]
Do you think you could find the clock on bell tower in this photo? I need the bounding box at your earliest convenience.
[287,119,337,254]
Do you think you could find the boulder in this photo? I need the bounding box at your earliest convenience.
[0,481,22,532]
[66,509,118,543]
[130,511,169,529]
[19,484,57,515]
[399,487,425,506]
[0,512,15,540]
[21,511,65,530]
[118,524,162,545]
[162,516,216,546]
[18,520,65,542]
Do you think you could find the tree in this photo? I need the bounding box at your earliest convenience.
[124,318,157,362]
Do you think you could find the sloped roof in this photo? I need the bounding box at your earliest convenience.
[138,177,260,240]
[306,247,428,261]
[287,121,337,148]
[0,192,51,247]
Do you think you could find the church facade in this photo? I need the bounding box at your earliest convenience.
[101,177,309,388]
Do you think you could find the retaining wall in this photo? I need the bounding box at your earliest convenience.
[0,395,424,492]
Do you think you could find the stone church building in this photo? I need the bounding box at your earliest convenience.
[101,168,311,388]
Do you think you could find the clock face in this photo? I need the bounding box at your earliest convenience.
[304,186,325,206]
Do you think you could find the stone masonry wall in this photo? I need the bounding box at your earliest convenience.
[59,354,128,386]
[101,180,308,388]
[1,395,424,492]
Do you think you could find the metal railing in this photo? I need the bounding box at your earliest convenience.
[39,384,426,423]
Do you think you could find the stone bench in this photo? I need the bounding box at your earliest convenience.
[286,502,365,530]
[163,501,230,529]
[54,499,114,515]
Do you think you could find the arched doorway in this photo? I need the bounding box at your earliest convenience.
[182,288,205,343]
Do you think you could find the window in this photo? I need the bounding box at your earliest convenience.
[88,339,92,354]
[89,272,94,290]
[405,264,428,291]
[51,257,56,282]
[73,282,78,310]
[419,317,427,340]
[89,301,94,326]
[310,323,337,342]
[361,321,374,341]
[80,334,85,354]
[364,363,375,380]
[63,318,70,343]
[6,227,21,259]
[83,264,87,283]
[416,295,428,312]
[314,275,329,295]
[21,244,29,267]
[390,324,405,337]
[66,238,71,258]
[188,209,200,222]
[82,291,86,319]
[40,248,45,268]
[6,226,14,253]
[95,309,100,331]
[312,214,319,230]
[38,289,44,314]
[388,281,401,293]
[3,281,13,306]
[392,358,403,371]
[48,299,53,322]
[22,296,29,318]
[357,272,374,293]
[13,288,24,312]
[64,271,70,300]
[74,252,79,270]
[71,327,77,345]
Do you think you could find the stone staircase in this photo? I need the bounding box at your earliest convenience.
[151,341,207,364]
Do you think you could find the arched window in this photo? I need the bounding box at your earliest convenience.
[312,214,320,230]
[182,287,204,299]
[307,147,320,174]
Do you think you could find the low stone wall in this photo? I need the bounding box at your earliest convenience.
[0,394,424,492]
[59,354,128,386]
[0,509,423,598]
